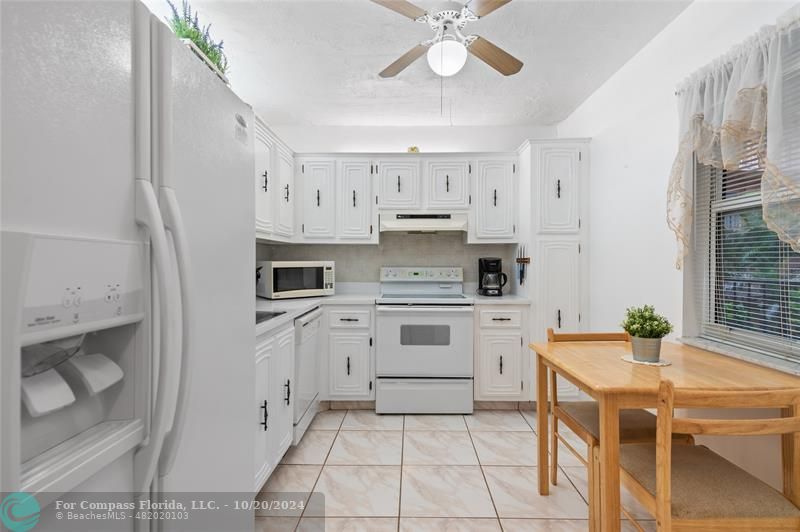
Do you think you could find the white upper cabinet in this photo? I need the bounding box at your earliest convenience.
[470,159,517,242]
[540,145,581,233]
[254,120,276,237]
[298,159,336,239]
[425,159,470,209]
[337,159,376,242]
[376,159,421,209]
[275,145,294,237]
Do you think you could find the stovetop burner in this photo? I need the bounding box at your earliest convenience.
[377,267,473,305]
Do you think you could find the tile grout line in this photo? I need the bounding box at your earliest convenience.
[465,414,504,531]
[294,409,346,530]
[397,414,405,532]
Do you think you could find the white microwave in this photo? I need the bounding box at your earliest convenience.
[256,261,335,300]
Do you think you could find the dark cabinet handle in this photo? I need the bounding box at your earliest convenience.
[397,175,401,193]
[499,355,504,375]
[556,179,561,199]
[493,189,497,206]
[260,400,268,431]
[492,317,511,321]
[316,189,320,207]
[284,184,290,202]
[285,379,291,405]
[346,356,351,376]
[557,309,562,329]
[446,175,450,192]
[353,190,357,207]
[340,318,359,322]
[262,171,268,192]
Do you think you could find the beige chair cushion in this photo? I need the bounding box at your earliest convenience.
[620,442,800,520]
[559,401,661,442]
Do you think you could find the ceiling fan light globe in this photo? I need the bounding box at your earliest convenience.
[427,40,467,77]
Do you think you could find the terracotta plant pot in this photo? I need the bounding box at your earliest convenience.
[631,336,662,363]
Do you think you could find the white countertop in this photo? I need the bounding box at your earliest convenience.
[473,294,531,305]
[256,291,530,335]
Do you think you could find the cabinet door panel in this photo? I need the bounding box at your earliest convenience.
[539,238,580,333]
[478,332,523,400]
[275,146,294,237]
[254,337,274,490]
[377,160,420,209]
[426,159,469,209]
[329,332,371,398]
[474,159,515,240]
[337,160,373,240]
[254,123,275,235]
[300,160,336,238]
[273,327,295,456]
[540,146,580,233]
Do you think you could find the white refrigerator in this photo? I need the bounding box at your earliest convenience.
[1,1,255,529]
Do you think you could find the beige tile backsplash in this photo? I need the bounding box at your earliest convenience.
[257,233,515,283]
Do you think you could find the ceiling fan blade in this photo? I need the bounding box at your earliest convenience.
[379,44,428,78]
[466,0,512,17]
[468,36,523,76]
[371,0,427,20]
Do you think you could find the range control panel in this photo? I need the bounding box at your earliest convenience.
[380,267,463,282]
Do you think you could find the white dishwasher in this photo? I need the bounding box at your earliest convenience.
[293,307,322,444]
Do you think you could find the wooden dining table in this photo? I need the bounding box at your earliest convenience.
[531,339,800,532]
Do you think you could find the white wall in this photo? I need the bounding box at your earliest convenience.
[270,125,555,153]
[558,0,795,334]
[557,0,797,490]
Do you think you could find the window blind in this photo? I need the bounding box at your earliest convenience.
[693,149,800,363]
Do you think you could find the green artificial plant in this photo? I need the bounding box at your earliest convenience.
[165,0,228,75]
[620,305,673,339]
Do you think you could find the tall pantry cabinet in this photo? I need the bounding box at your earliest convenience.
[520,140,590,401]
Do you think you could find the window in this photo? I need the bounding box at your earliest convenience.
[692,143,800,363]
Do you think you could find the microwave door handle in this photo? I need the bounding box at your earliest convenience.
[158,187,193,478]
[133,179,181,495]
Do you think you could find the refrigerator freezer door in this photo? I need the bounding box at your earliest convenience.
[151,20,256,494]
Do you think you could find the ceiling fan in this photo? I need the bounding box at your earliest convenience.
[372,0,523,78]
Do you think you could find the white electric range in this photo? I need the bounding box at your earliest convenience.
[375,267,474,414]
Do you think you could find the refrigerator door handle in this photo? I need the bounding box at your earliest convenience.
[134,179,182,495]
[158,187,192,477]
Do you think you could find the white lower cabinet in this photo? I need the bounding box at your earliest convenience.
[254,335,274,491]
[474,306,529,401]
[254,323,294,492]
[321,306,374,400]
[329,333,371,398]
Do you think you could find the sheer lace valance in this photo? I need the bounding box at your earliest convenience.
[667,8,800,268]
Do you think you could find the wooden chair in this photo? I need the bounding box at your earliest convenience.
[546,328,692,531]
[620,380,800,531]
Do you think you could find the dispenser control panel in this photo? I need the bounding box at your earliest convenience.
[14,233,146,344]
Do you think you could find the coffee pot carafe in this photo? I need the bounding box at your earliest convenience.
[478,257,507,296]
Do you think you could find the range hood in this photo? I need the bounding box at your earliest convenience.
[379,212,468,233]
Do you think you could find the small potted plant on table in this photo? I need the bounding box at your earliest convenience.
[621,305,673,363]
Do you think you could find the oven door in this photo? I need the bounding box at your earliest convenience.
[376,305,474,378]
[271,265,325,298]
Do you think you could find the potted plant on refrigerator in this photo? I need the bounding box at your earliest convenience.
[165,0,229,84]
[620,305,673,362]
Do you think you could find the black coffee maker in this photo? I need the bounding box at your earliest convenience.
[478,257,507,296]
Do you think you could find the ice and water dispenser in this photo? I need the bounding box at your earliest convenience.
[2,231,149,495]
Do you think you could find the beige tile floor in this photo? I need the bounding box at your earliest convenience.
[256,410,655,532]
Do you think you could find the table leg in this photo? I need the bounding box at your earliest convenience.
[537,353,549,496]
[599,394,620,532]
[782,404,800,507]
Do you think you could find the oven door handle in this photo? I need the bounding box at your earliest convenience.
[375,306,474,313]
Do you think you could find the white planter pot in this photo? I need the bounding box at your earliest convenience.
[631,337,662,363]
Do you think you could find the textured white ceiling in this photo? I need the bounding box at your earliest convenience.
[146,0,690,126]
